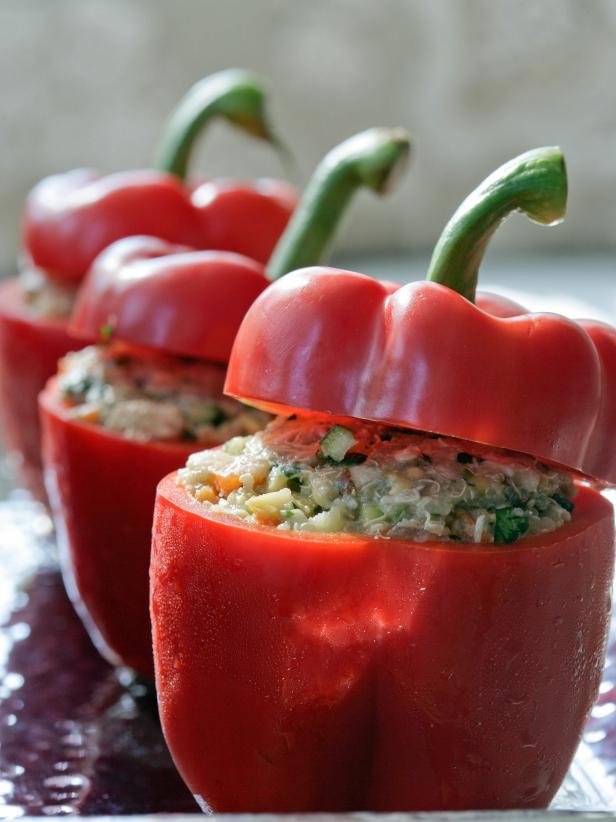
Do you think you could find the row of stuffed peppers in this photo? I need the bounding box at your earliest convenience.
[1,68,615,813]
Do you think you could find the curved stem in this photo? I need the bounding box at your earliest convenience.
[155,69,288,180]
[426,147,567,302]
[267,127,411,281]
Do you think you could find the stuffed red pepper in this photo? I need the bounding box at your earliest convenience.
[40,128,411,679]
[151,147,616,811]
[0,69,296,500]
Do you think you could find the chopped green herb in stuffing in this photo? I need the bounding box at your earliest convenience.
[494,507,529,544]
[99,322,115,342]
[320,425,357,462]
[552,493,575,513]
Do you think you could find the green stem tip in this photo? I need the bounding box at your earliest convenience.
[426,146,567,302]
[267,127,411,281]
[155,68,289,180]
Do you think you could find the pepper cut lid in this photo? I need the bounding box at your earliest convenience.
[70,236,269,364]
[224,266,616,486]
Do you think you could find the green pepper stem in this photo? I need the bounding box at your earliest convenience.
[267,127,411,281]
[155,69,288,180]
[426,147,567,302]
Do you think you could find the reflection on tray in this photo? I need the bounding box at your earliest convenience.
[0,497,196,816]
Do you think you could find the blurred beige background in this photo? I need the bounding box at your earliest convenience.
[1,0,616,275]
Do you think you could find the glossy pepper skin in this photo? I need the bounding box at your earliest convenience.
[0,70,294,498]
[152,477,614,811]
[40,129,412,678]
[151,147,616,810]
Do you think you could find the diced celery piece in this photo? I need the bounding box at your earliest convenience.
[306,505,345,532]
[320,425,357,462]
[267,466,288,492]
[360,502,384,524]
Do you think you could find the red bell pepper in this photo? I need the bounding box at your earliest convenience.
[151,147,616,810]
[40,128,412,679]
[152,480,613,811]
[0,69,296,498]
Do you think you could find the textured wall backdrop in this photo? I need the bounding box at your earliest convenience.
[1,0,616,274]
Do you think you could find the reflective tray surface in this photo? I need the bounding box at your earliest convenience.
[0,494,197,817]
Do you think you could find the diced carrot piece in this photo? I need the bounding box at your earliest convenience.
[67,404,100,424]
[254,511,282,527]
[213,473,242,496]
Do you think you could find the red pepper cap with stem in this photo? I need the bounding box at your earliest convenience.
[225,147,616,486]
[69,127,412,363]
[22,69,296,285]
